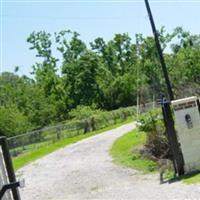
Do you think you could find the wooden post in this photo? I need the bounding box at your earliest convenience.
[144,0,174,101]
[161,102,184,176]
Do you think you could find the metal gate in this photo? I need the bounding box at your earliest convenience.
[0,137,21,200]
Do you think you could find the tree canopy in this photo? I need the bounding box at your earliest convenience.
[1,27,200,136]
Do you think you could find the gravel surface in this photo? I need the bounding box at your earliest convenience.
[17,122,200,200]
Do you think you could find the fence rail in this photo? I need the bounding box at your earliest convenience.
[7,103,158,158]
[7,106,138,158]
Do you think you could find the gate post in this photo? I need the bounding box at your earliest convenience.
[0,136,21,200]
[161,100,185,176]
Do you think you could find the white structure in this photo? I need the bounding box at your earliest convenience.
[172,96,200,172]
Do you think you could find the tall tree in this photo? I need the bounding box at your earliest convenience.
[27,31,67,121]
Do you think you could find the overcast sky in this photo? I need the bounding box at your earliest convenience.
[1,0,200,76]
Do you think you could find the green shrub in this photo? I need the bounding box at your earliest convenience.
[68,105,102,120]
[8,105,136,158]
[138,109,164,134]
[68,105,136,133]
[137,109,170,159]
[0,105,31,137]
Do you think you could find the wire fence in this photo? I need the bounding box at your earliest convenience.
[7,103,159,158]
[7,106,137,158]
[138,101,158,113]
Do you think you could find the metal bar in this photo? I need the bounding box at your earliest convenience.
[0,137,21,200]
[0,182,20,199]
[144,0,174,101]
[197,99,200,114]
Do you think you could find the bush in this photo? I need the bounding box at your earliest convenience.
[68,105,136,133]
[137,109,170,160]
[68,105,102,120]
[8,105,136,158]
[0,105,31,137]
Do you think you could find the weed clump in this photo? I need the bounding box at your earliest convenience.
[137,109,172,161]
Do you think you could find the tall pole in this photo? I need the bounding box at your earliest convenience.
[144,0,174,101]
[144,0,184,176]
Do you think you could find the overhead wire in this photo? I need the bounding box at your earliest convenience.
[2,1,200,3]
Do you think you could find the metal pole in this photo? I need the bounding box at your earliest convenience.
[0,182,20,199]
[144,0,174,101]
[0,137,21,200]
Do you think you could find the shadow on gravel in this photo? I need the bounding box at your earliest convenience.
[161,170,200,184]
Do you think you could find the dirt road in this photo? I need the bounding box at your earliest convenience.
[17,122,200,200]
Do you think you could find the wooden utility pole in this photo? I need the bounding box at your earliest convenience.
[144,0,174,101]
[144,0,184,175]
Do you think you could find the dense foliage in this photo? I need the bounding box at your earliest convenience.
[8,106,135,159]
[138,109,170,160]
[1,27,200,136]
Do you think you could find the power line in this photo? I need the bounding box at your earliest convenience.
[2,0,200,3]
[1,15,131,20]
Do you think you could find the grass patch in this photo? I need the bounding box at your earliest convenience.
[110,129,200,184]
[110,129,157,173]
[13,117,134,170]
[110,122,200,185]
[181,172,200,184]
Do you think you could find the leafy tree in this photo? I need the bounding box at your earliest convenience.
[0,105,31,136]
[27,31,68,121]
[55,30,87,65]
[167,48,200,98]
[1,26,200,137]
[171,27,200,53]
[91,33,137,76]
[27,31,59,94]
[62,51,103,107]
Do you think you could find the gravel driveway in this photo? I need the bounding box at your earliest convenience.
[17,122,200,200]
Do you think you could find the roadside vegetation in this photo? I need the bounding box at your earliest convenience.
[13,117,134,170]
[111,109,200,184]
[9,106,136,158]
[137,109,200,184]
[111,109,170,170]
[182,174,200,184]
[137,109,170,161]
[110,129,157,173]
[1,25,200,183]
[1,27,200,139]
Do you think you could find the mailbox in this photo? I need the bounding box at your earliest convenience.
[172,96,200,172]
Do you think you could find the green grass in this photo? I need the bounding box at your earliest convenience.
[181,172,200,184]
[110,129,200,184]
[110,129,157,173]
[13,117,134,170]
